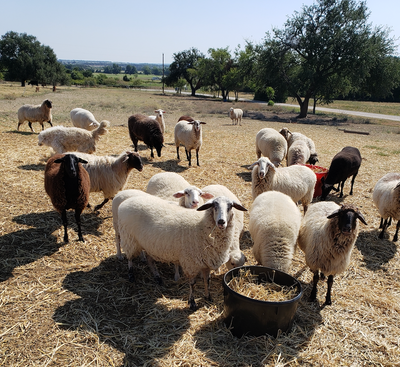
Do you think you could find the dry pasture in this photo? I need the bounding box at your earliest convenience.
[0,85,400,366]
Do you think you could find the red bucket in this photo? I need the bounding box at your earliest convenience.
[306,165,329,198]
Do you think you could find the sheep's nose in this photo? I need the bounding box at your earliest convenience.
[217,219,226,228]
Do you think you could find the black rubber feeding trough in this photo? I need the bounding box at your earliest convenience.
[223,265,303,338]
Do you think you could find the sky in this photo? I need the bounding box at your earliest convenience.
[1,0,399,65]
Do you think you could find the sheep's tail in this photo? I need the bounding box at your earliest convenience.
[92,120,110,139]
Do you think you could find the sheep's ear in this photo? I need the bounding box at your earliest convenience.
[326,209,340,219]
[78,158,88,164]
[200,192,214,200]
[54,158,64,163]
[232,202,247,212]
[356,211,368,225]
[268,162,276,170]
[248,161,259,170]
[188,122,194,125]
[173,191,185,198]
[197,201,214,211]
[200,121,206,124]
[163,110,166,113]
[395,182,400,190]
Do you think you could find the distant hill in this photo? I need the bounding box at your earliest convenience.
[59,60,168,69]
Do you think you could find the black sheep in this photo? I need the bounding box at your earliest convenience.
[44,153,90,242]
[128,114,164,158]
[320,146,362,200]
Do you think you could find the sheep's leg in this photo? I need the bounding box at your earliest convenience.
[146,255,162,285]
[393,220,400,242]
[349,173,358,195]
[61,209,69,243]
[187,150,192,167]
[28,121,34,132]
[332,184,340,192]
[75,210,84,242]
[94,198,109,211]
[188,277,197,310]
[339,180,346,198]
[201,269,212,301]
[325,275,334,305]
[150,147,155,158]
[184,148,190,161]
[128,259,134,282]
[176,146,180,160]
[196,148,200,166]
[47,120,53,127]
[115,234,124,260]
[388,217,392,227]
[379,217,384,229]
[309,270,319,301]
[174,264,181,281]
[132,137,138,152]
[378,218,389,239]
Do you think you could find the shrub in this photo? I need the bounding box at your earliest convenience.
[268,100,274,106]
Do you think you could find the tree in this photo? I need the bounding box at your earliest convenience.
[125,64,137,75]
[255,0,397,117]
[142,65,151,75]
[165,48,205,96]
[0,31,67,87]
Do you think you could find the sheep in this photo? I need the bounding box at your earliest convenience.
[70,108,101,131]
[174,119,206,166]
[287,139,311,166]
[149,109,166,134]
[178,115,195,122]
[249,157,316,213]
[372,173,400,241]
[229,107,243,125]
[66,151,143,211]
[44,153,90,242]
[117,191,247,310]
[279,127,318,165]
[128,114,164,158]
[38,121,109,155]
[17,99,53,132]
[320,146,362,200]
[249,191,302,273]
[297,201,367,305]
[255,128,288,166]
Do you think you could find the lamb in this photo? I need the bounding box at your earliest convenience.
[320,146,362,200]
[372,173,400,241]
[149,109,166,134]
[297,201,367,305]
[250,157,316,213]
[229,107,243,125]
[17,99,53,132]
[255,128,288,166]
[38,121,109,155]
[174,119,206,166]
[66,151,143,211]
[287,139,311,166]
[70,108,101,131]
[249,191,302,273]
[44,153,90,242]
[117,191,247,310]
[279,127,318,165]
[128,114,164,158]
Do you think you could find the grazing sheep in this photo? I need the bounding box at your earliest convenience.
[38,121,109,154]
[249,191,302,273]
[44,153,90,242]
[250,157,316,213]
[149,109,166,134]
[297,202,367,305]
[229,107,243,125]
[178,115,195,122]
[67,151,143,211]
[279,127,318,165]
[255,128,288,166]
[128,114,164,158]
[175,119,206,166]
[287,139,311,166]
[320,146,362,200]
[372,173,400,241]
[17,99,53,132]
[118,192,247,310]
[70,108,101,131]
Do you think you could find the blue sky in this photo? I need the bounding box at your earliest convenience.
[1,0,399,64]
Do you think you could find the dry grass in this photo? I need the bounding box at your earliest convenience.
[1,85,400,366]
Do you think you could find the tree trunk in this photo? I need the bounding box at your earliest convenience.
[21,80,26,87]
[297,95,311,118]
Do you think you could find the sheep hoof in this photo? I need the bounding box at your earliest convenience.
[393,235,398,242]
[188,298,198,311]
[155,275,163,286]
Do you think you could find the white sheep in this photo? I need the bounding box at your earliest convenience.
[249,156,316,213]
[229,107,243,125]
[255,128,288,166]
[279,127,318,165]
[38,121,109,154]
[70,108,101,131]
[297,201,367,305]
[17,99,53,132]
[249,191,302,273]
[372,172,400,241]
[287,139,311,166]
[117,191,247,310]
[66,151,143,211]
[149,109,166,134]
[174,119,206,167]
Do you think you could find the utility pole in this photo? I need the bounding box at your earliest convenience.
[162,53,165,95]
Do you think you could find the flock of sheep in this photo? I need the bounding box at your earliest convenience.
[16,99,400,311]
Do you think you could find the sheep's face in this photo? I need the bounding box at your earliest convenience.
[126,152,143,172]
[257,158,274,179]
[54,154,87,179]
[44,100,52,109]
[327,205,367,235]
[189,120,206,132]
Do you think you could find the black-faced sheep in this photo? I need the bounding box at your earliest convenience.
[174,119,206,167]
[44,153,90,242]
[320,146,362,200]
[229,107,243,126]
[38,122,109,155]
[297,202,367,305]
[372,172,400,241]
[17,99,53,132]
[67,151,143,211]
[70,108,101,131]
[255,128,287,166]
[128,114,164,158]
